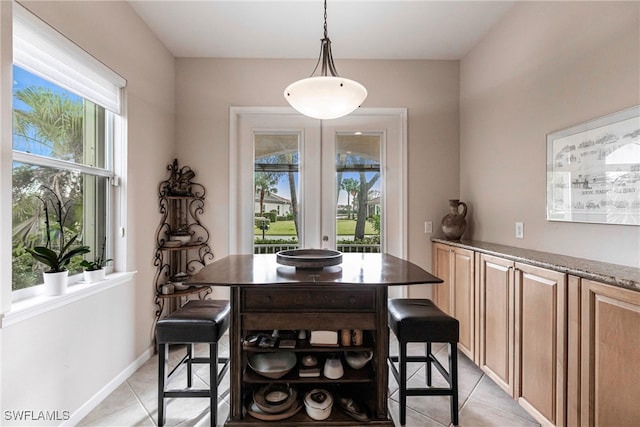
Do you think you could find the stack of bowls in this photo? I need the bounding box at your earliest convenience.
[254,385,297,412]
[248,385,301,420]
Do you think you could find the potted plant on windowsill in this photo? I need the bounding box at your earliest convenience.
[80,238,112,283]
[26,188,90,296]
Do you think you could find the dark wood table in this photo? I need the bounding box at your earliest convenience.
[189,253,442,426]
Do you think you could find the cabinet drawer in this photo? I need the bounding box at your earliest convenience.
[242,287,376,312]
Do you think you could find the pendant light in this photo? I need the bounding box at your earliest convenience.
[284,0,367,120]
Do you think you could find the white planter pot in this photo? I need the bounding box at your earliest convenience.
[43,270,69,296]
[83,268,106,283]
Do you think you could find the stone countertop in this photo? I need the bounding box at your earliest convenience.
[432,238,640,292]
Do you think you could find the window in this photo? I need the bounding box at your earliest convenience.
[11,4,125,297]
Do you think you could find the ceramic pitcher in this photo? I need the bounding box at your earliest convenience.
[441,199,468,240]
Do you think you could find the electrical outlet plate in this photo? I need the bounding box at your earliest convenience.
[424,221,433,234]
[515,222,524,239]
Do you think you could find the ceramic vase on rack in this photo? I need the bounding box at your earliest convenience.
[441,199,468,240]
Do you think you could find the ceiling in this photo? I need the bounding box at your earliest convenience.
[128,1,515,60]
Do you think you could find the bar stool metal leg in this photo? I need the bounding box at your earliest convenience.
[187,343,193,388]
[450,343,459,425]
[158,343,168,427]
[209,342,218,427]
[426,342,432,386]
[399,341,408,425]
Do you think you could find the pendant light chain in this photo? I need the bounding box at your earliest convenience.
[324,0,328,39]
[311,0,339,78]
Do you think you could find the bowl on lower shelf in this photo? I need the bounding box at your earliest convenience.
[253,385,297,414]
[248,351,297,379]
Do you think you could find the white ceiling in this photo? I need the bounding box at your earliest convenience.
[128,1,515,60]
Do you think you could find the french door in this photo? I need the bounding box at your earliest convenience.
[230,107,407,263]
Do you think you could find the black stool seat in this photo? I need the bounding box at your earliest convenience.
[157,299,230,343]
[388,298,459,426]
[157,299,230,427]
[388,298,459,342]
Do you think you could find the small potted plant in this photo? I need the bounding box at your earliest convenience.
[80,238,112,282]
[26,188,90,295]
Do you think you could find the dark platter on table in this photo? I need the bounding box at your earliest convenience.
[276,249,343,270]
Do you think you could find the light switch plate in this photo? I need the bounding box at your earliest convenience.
[424,221,433,234]
[515,222,524,239]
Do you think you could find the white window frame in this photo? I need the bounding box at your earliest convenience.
[0,1,131,324]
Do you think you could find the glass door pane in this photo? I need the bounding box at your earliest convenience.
[335,133,382,253]
[253,132,300,253]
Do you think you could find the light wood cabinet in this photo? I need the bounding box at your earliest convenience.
[432,243,475,360]
[514,263,566,427]
[580,279,640,427]
[433,240,639,427]
[477,253,515,395]
[432,243,453,315]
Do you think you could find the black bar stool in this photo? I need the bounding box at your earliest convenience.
[157,299,230,427]
[387,298,459,425]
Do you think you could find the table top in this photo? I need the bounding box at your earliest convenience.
[188,253,442,287]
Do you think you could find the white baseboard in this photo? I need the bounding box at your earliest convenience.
[63,345,154,426]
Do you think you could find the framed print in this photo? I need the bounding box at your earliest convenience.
[546,105,640,225]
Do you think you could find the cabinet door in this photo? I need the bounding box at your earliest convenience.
[432,243,453,315]
[514,263,566,427]
[478,253,514,395]
[581,280,640,427]
[453,247,475,361]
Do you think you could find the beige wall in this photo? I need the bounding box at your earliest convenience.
[460,1,640,267]
[1,1,175,422]
[175,58,460,296]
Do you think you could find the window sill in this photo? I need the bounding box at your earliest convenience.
[0,271,137,328]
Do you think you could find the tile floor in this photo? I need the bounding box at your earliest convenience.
[79,336,540,427]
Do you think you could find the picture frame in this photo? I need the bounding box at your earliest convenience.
[546,105,640,225]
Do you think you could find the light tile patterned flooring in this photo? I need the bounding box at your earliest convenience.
[79,335,540,427]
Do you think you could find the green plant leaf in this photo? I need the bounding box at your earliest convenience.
[26,246,59,271]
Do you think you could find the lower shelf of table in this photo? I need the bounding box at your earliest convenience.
[225,409,394,427]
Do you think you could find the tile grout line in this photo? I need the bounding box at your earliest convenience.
[126,377,158,426]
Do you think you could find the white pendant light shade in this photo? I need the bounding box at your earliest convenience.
[284,76,367,120]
